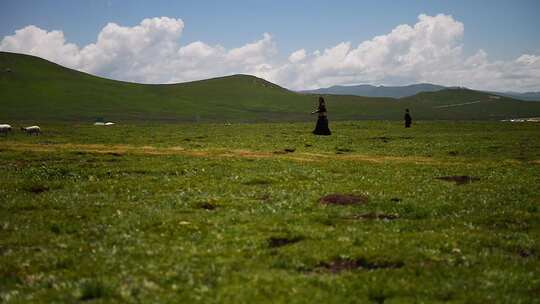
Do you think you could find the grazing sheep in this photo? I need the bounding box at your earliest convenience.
[0,124,12,136]
[21,125,41,136]
[94,122,115,126]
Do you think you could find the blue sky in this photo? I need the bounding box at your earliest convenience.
[1,0,539,91]
[1,0,538,60]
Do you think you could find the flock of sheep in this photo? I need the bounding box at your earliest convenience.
[0,121,117,136]
[0,124,41,136]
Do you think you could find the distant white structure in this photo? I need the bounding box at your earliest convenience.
[94,122,105,126]
[21,125,41,135]
[104,122,115,126]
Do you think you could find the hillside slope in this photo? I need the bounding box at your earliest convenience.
[1,52,540,122]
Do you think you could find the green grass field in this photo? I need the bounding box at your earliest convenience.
[1,121,539,303]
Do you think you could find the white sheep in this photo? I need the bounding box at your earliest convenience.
[21,125,41,135]
[0,124,12,136]
[94,122,115,126]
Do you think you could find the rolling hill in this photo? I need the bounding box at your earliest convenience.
[1,51,540,122]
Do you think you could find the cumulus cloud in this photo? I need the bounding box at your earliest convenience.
[0,25,81,67]
[1,14,539,91]
[288,49,306,63]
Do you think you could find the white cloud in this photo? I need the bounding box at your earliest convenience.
[288,49,306,63]
[0,25,81,67]
[1,14,539,92]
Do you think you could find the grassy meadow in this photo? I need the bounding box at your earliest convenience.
[0,121,539,303]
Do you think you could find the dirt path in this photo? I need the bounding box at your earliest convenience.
[434,100,483,109]
[0,142,485,165]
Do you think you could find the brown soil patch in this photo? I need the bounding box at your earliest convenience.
[258,193,271,202]
[313,257,404,273]
[24,184,49,194]
[197,202,217,210]
[243,178,273,186]
[335,147,354,153]
[517,248,535,258]
[436,175,480,185]
[319,193,368,205]
[274,148,296,154]
[267,236,304,248]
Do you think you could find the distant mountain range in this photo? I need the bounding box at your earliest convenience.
[301,84,540,101]
[488,91,540,102]
[300,83,449,98]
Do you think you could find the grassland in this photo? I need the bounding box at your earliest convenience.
[0,121,539,303]
[2,51,540,123]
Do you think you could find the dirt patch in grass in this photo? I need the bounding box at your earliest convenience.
[518,248,535,258]
[258,193,271,202]
[267,236,304,248]
[24,184,50,194]
[517,247,535,258]
[243,178,273,186]
[274,148,296,154]
[335,147,354,154]
[197,202,217,210]
[319,193,368,205]
[436,175,480,185]
[343,212,399,220]
[309,257,404,274]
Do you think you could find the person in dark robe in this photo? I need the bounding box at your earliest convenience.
[404,108,412,128]
[311,96,331,135]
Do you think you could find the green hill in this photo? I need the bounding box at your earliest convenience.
[1,51,540,122]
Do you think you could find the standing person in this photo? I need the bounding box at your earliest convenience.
[404,108,412,128]
[311,96,331,135]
